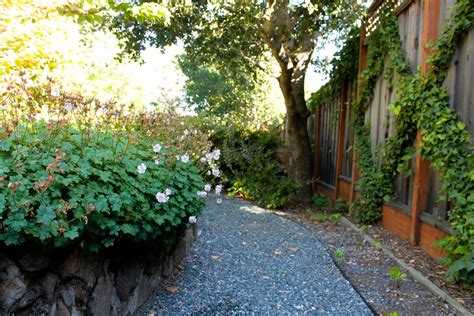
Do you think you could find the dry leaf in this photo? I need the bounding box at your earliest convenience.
[166,286,180,293]
[274,250,282,256]
[262,275,271,280]
[211,255,221,261]
[287,247,299,253]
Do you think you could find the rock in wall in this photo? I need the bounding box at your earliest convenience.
[0,225,197,315]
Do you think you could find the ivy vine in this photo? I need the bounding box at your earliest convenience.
[310,0,474,285]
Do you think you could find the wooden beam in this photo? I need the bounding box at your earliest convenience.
[410,0,441,246]
[335,84,348,199]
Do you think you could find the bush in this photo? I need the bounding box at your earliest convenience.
[0,121,206,250]
[0,79,214,251]
[212,126,297,209]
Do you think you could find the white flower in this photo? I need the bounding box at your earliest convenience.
[200,157,207,163]
[183,129,190,136]
[205,153,213,161]
[180,154,189,163]
[153,143,161,153]
[216,198,222,204]
[64,103,73,111]
[215,184,222,194]
[204,184,211,192]
[156,192,169,203]
[201,150,207,154]
[154,159,160,165]
[207,170,211,176]
[176,155,180,160]
[137,163,147,174]
[165,188,172,196]
[197,191,207,197]
[189,216,197,224]
[212,149,221,160]
[212,169,220,177]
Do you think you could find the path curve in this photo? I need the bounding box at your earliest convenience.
[138,197,372,314]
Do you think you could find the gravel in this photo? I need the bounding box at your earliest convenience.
[137,197,372,315]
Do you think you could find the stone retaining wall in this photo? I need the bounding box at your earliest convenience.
[0,225,197,315]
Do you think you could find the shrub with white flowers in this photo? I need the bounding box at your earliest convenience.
[0,79,222,251]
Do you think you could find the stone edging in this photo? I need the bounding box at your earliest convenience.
[340,217,473,316]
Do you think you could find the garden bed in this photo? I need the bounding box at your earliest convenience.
[277,203,472,315]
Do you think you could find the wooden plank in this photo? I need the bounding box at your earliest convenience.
[335,84,348,198]
[410,0,441,246]
[421,0,441,73]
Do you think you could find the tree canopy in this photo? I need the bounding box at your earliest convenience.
[66,0,365,198]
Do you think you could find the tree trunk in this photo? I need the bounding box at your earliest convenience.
[279,69,313,200]
[260,2,315,200]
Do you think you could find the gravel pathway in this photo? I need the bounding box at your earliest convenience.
[137,197,372,315]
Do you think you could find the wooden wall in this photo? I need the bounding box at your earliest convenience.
[311,0,473,260]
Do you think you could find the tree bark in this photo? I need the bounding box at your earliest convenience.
[260,2,315,200]
[279,65,313,200]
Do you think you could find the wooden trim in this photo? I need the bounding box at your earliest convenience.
[419,213,453,235]
[385,200,411,215]
[338,175,352,184]
[334,84,348,198]
[315,179,336,191]
[410,0,441,246]
[393,0,414,16]
[367,0,383,13]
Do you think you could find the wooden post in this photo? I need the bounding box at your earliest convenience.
[410,0,441,246]
[335,84,348,199]
[313,104,322,192]
[349,25,368,209]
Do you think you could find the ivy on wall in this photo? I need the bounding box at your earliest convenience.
[307,28,360,111]
[309,0,474,285]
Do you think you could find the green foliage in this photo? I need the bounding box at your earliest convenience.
[178,53,284,129]
[329,213,343,224]
[315,213,328,223]
[334,198,348,211]
[334,248,345,259]
[374,241,382,250]
[214,126,297,209]
[388,267,408,288]
[312,193,329,210]
[0,79,214,250]
[0,121,205,250]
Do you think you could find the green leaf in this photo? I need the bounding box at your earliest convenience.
[64,226,79,240]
